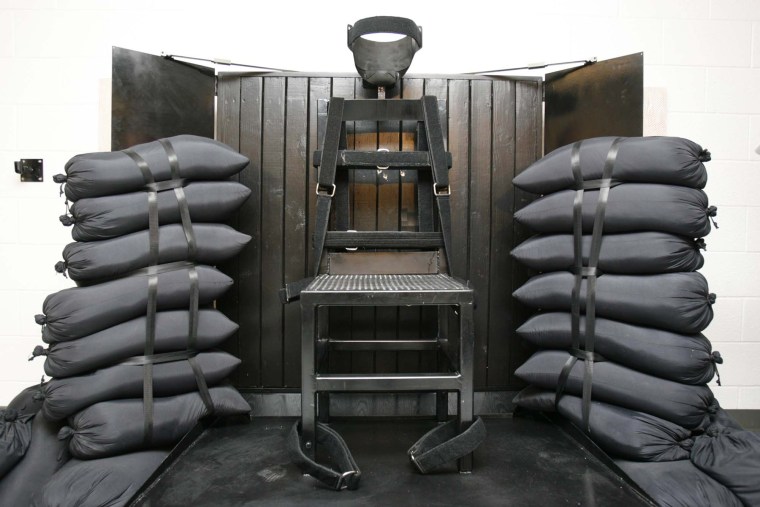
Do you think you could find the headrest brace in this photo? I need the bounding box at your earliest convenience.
[347,16,422,89]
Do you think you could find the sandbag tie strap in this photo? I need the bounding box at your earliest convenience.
[288,421,361,491]
[698,149,711,162]
[695,238,707,251]
[569,348,606,363]
[161,139,198,261]
[143,178,187,193]
[187,355,215,417]
[119,349,199,366]
[407,417,487,474]
[711,350,723,386]
[28,345,48,361]
[571,266,603,277]
[123,148,155,185]
[706,205,719,229]
[573,178,622,191]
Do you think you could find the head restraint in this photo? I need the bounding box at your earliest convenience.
[347,16,422,89]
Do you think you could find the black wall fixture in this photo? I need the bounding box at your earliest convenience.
[544,52,643,154]
[14,159,43,182]
[111,47,215,151]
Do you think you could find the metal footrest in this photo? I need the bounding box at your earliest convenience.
[305,273,469,293]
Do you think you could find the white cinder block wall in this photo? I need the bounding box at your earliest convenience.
[1,0,758,408]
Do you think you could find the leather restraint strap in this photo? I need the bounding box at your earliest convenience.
[347,16,422,88]
[407,417,487,474]
[555,138,621,432]
[288,421,361,491]
[311,97,344,278]
[289,417,486,490]
[421,95,455,276]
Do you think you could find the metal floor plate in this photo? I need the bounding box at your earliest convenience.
[306,274,468,293]
[129,415,654,507]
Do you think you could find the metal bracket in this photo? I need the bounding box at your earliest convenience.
[14,159,43,182]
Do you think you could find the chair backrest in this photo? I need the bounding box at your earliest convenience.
[312,96,453,277]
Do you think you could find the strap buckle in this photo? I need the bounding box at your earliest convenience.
[376,148,390,170]
[337,470,359,490]
[316,183,336,197]
[433,184,450,197]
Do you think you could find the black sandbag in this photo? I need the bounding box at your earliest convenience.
[64,181,251,242]
[6,383,45,416]
[514,350,714,430]
[1,384,46,477]
[40,264,232,343]
[64,386,250,459]
[42,309,238,378]
[513,183,713,238]
[0,410,33,479]
[691,429,760,506]
[60,223,251,284]
[511,232,704,274]
[42,351,240,420]
[0,413,69,506]
[513,271,714,334]
[615,459,742,507]
[60,134,249,201]
[513,387,694,462]
[513,136,708,194]
[31,450,168,507]
[517,313,717,385]
[709,405,745,433]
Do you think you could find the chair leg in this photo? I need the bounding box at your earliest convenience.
[301,300,317,460]
[458,301,475,473]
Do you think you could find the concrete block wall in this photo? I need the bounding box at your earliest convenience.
[1,0,758,408]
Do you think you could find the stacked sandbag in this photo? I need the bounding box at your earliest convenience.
[4,135,253,506]
[509,136,758,506]
[0,383,45,480]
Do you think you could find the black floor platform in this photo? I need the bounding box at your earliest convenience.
[130,415,654,506]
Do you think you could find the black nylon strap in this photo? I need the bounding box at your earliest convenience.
[576,178,622,191]
[148,191,159,265]
[581,138,620,431]
[312,98,345,276]
[347,16,422,47]
[119,349,199,366]
[407,417,487,474]
[145,178,187,193]
[159,138,198,261]
[143,274,158,445]
[187,355,215,417]
[570,142,584,353]
[422,96,454,275]
[188,266,200,349]
[288,422,361,491]
[123,148,155,184]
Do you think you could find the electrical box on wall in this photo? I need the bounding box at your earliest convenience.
[14,159,43,182]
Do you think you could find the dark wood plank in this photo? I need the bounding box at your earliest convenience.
[350,79,378,373]
[328,77,357,374]
[421,78,449,372]
[487,79,516,387]
[215,75,241,386]
[508,80,542,387]
[446,80,470,281]
[306,78,331,277]
[283,77,309,387]
[235,76,264,388]
[468,79,493,388]
[260,76,286,387]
